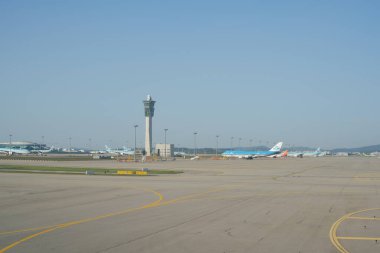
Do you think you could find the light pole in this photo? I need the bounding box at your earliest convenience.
[134,125,138,161]
[238,137,242,148]
[193,132,198,156]
[41,136,45,149]
[164,129,168,160]
[69,137,72,152]
[89,138,92,151]
[230,137,234,150]
[9,134,12,154]
[125,140,128,148]
[216,135,219,156]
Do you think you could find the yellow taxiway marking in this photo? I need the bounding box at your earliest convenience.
[0,225,56,236]
[337,236,380,241]
[0,187,163,253]
[0,187,225,253]
[0,187,163,236]
[353,172,380,182]
[347,216,380,221]
[330,208,380,253]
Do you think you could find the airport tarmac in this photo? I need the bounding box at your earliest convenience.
[1,157,380,253]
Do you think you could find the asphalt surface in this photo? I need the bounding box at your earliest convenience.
[1,157,380,253]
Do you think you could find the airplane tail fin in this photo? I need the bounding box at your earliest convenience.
[316,147,321,152]
[105,145,110,151]
[281,150,288,157]
[269,142,283,152]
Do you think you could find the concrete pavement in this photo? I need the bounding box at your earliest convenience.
[1,157,380,252]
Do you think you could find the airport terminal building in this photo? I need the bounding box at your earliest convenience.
[0,142,47,151]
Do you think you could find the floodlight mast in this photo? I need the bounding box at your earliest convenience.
[193,132,198,156]
[164,129,168,159]
[134,125,138,161]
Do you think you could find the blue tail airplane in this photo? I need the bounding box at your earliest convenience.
[222,142,283,159]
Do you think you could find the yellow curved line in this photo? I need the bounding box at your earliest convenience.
[0,226,60,253]
[0,187,224,253]
[0,225,56,236]
[329,208,380,253]
[330,214,350,253]
[0,187,164,253]
[0,187,164,236]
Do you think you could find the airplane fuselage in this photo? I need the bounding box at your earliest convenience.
[222,142,283,159]
[222,150,280,158]
[0,148,30,155]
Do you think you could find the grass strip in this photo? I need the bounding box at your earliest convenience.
[0,156,95,161]
[0,165,182,175]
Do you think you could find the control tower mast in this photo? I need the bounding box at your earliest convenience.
[143,95,156,156]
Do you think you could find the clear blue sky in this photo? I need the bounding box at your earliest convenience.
[1,0,379,149]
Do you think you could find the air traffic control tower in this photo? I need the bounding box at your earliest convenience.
[143,95,156,156]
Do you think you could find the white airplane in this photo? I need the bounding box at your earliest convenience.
[0,147,30,155]
[174,151,187,157]
[29,146,54,154]
[288,148,324,158]
[287,151,303,158]
[90,150,107,154]
[105,145,134,155]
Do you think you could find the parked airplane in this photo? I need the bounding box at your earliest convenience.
[288,148,324,158]
[174,151,187,157]
[105,145,134,155]
[0,147,30,155]
[304,148,323,157]
[287,151,303,158]
[29,146,54,154]
[222,142,283,159]
[269,150,288,158]
[90,149,107,154]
